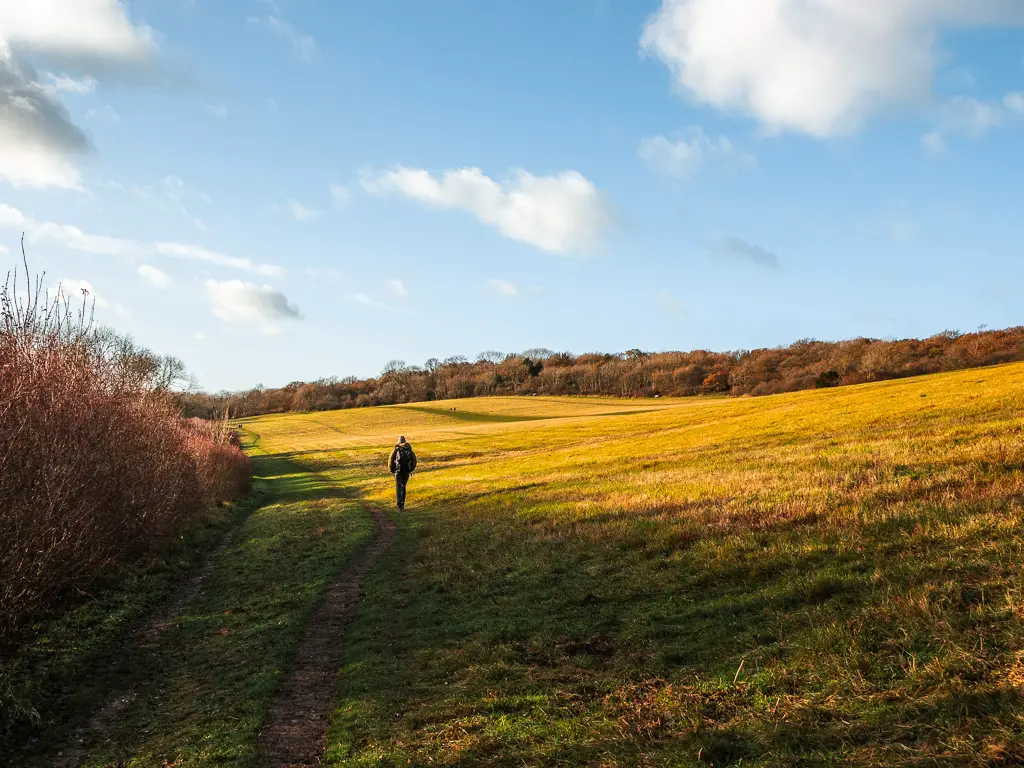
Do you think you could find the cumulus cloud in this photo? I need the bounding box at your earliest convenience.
[0,203,283,276]
[0,1,156,188]
[138,264,171,288]
[0,0,156,67]
[487,278,518,296]
[43,73,97,95]
[0,44,91,189]
[702,237,780,269]
[56,277,130,318]
[386,279,408,299]
[204,279,301,334]
[639,127,755,176]
[363,166,611,255]
[641,0,1024,137]
[206,103,229,119]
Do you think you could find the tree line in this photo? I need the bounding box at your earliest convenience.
[180,326,1024,419]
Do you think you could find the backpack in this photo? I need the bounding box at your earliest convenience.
[395,444,413,473]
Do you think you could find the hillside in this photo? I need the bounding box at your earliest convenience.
[26,363,1023,766]
[236,362,1024,765]
[181,325,1024,419]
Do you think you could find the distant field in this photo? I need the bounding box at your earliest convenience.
[238,363,1024,766]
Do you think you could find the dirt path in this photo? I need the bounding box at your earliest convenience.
[255,505,396,768]
[52,523,246,768]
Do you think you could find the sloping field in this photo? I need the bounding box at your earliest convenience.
[248,396,678,450]
[237,363,1024,766]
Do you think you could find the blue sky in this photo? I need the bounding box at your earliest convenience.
[1,0,1022,391]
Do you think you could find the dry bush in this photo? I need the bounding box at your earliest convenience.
[0,250,251,642]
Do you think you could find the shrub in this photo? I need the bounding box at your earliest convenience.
[815,370,842,389]
[701,371,731,394]
[0,252,251,643]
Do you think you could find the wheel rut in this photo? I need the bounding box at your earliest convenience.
[53,522,246,768]
[255,504,396,768]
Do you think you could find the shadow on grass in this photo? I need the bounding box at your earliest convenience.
[327,493,1024,766]
[395,405,554,424]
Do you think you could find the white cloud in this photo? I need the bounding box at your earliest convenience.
[0,1,156,189]
[0,203,283,277]
[921,131,947,155]
[247,15,315,61]
[138,264,171,288]
[329,183,350,206]
[0,0,156,65]
[1004,92,1024,115]
[0,203,136,254]
[56,277,130,319]
[702,237,780,269]
[639,127,755,176]
[487,278,518,296]
[349,292,393,310]
[386,278,408,299]
[363,166,611,255]
[43,73,97,94]
[206,103,229,119]
[57,278,102,304]
[922,92,1024,150]
[204,279,301,334]
[286,199,320,221]
[155,242,283,277]
[938,96,1003,136]
[0,44,90,189]
[641,0,1024,137]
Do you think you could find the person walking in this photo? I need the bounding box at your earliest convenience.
[388,436,417,510]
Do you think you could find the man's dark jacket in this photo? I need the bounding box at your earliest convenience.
[388,443,417,474]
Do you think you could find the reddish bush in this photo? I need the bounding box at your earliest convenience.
[701,371,732,394]
[0,256,251,642]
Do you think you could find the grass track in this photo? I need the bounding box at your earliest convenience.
[0,494,260,766]
[244,364,1024,766]
[3,449,375,767]
[73,451,375,767]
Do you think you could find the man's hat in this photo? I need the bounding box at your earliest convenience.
[399,436,406,443]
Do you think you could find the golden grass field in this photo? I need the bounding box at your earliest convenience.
[233,363,1024,766]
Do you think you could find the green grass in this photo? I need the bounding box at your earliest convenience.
[2,449,374,768]
[242,363,1024,766]
[0,493,259,765]
[73,451,374,768]
[8,366,1023,766]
